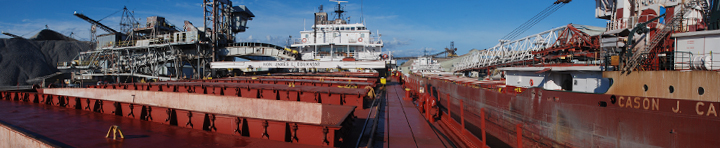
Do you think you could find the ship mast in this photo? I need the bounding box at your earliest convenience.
[330,0,347,23]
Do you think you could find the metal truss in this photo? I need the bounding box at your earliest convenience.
[453,25,566,72]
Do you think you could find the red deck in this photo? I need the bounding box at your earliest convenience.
[0,73,482,147]
[0,100,323,148]
[383,82,448,148]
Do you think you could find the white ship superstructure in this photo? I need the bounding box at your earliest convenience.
[211,1,394,72]
[411,56,444,73]
[291,1,384,61]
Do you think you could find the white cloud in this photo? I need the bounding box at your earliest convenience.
[382,37,411,50]
[391,47,439,57]
[174,2,202,9]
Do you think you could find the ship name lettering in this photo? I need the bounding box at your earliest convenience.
[275,62,289,66]
[618,96,658,111]
[634,97,640,109]
[296,62,320,67]
[695,102,718,117]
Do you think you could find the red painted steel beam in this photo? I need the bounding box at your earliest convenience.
[481,108,487,148]
[516,124,523,148]
[270,72,379,78]
[90,82,372,107]
[40,88,352,125]
[222,76,378,84]
[186,78,376,88]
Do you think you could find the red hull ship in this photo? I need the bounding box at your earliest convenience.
[398,0,720,147]
[402,71,720,147]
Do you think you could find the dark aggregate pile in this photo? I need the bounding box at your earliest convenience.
[0,29,93,86]
[30,29,79,41]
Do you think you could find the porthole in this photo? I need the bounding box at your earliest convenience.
[669,86,675,93]
[598,101,608,107]
[643,85,648,92]
[698,87,705,95]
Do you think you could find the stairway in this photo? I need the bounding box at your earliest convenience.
[623,0,703,72]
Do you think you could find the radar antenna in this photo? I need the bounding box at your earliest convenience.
[330,0,347,21]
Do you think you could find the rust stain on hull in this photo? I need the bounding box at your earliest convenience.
[405,73,720,148]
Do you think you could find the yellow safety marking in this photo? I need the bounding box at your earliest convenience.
[106,125,125,140]
[365,86,375,99]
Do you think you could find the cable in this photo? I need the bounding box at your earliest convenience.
[501,3,557,40]
[504,3,565,40]
[501,4,558,40]
[21,27,45,37]
[99,9,123,22]
[506,3,566,40]
[500,1,568,41]
[506,4,563,40]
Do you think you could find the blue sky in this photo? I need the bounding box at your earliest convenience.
[0,0,607,57]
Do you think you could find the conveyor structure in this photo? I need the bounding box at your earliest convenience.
[58,1,298,81]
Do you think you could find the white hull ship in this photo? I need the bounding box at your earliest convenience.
[211,0,394,73]
[291,1,385,62]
